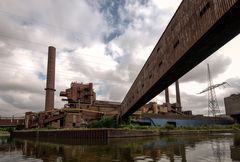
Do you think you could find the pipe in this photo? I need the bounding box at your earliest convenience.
[45,46,56,111]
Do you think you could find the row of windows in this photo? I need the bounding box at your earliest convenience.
[124,1,212,109]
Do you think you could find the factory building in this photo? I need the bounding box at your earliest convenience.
[25,81,121,129]
[25,47,121,129]
[24,46,233,129]
[224,94,240,123]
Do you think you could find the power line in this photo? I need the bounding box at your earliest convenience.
[0,9,94,39]
[0,33,48,47]
[0,55,117,69]
[0,41,115,64]
[0,31,118,62]
[0,61,127,84]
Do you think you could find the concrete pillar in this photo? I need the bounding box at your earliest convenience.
[165,88,170,103]
[175,80,181,110]
[45,46,56,111]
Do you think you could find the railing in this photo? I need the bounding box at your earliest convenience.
[0,116,24,120]
[0,117,25,126]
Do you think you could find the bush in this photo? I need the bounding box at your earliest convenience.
[46,124,56,129]
[0,127,14,132]
[164,124,175,130]
[88,117,116,128]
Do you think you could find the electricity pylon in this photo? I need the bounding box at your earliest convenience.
[198,64,227,116]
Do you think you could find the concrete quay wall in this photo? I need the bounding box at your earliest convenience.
[11,129,159,139]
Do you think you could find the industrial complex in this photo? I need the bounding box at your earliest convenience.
[22,46,235,129]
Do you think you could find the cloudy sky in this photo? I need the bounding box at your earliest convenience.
[0,0,239,117]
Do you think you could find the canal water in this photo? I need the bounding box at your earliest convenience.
[0,133,240,162]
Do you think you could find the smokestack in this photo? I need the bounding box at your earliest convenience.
[165,88,170,103]
[45,46,56,111]
[175,80,181,109]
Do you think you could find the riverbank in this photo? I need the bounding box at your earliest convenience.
[11,127,240,139]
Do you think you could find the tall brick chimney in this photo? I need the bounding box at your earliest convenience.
[45,46,56,111]
[175,80,181,110]
[165,87,170,104]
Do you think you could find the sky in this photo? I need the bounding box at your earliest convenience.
[0,0,239,117]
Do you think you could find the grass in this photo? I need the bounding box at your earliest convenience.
[117,123,240,132]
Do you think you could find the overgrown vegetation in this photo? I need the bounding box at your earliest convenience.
[88,116,240,131]
[158,124,240,131]
[0,127,14,133]
[118,123,240,131]
[88,117,117,128]
[46,124,56,129]
[119,124,151,130]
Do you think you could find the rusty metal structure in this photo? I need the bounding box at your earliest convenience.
[25,81,120,129]
[24,46,121,129]
[45,46,56,111]
[60,82,96,107]
[121,0,240,120]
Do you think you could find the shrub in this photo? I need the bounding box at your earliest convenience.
[88,117,116,128]
[164,124,175,130]
[0,127,14,132]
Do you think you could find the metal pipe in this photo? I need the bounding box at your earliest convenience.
[45,46,56,111]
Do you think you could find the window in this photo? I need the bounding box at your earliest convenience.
[200,2,210,17]
[158,61,163,67]
[149,74,152,79]
[173,40,179,49]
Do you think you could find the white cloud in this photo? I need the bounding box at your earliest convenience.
[152,0,182,10]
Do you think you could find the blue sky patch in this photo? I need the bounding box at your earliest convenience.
[37,72,46,80]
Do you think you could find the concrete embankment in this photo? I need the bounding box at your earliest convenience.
[11,128,240,139]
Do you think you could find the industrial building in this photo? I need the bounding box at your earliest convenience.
[24,46,234,129]
[25,80,121,128]
[25,47,122,129]
[224,94,240,123]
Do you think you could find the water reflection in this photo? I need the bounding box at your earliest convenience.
[231,134,240,161]
[0,133,240,162]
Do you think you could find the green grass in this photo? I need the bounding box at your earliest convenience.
[118,124,240,131]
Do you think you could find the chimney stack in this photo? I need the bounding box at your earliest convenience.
[45,46,56,111]
[175,80,181,110]
[165,87,170,103]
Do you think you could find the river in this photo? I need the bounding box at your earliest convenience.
[0,133,240,162]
